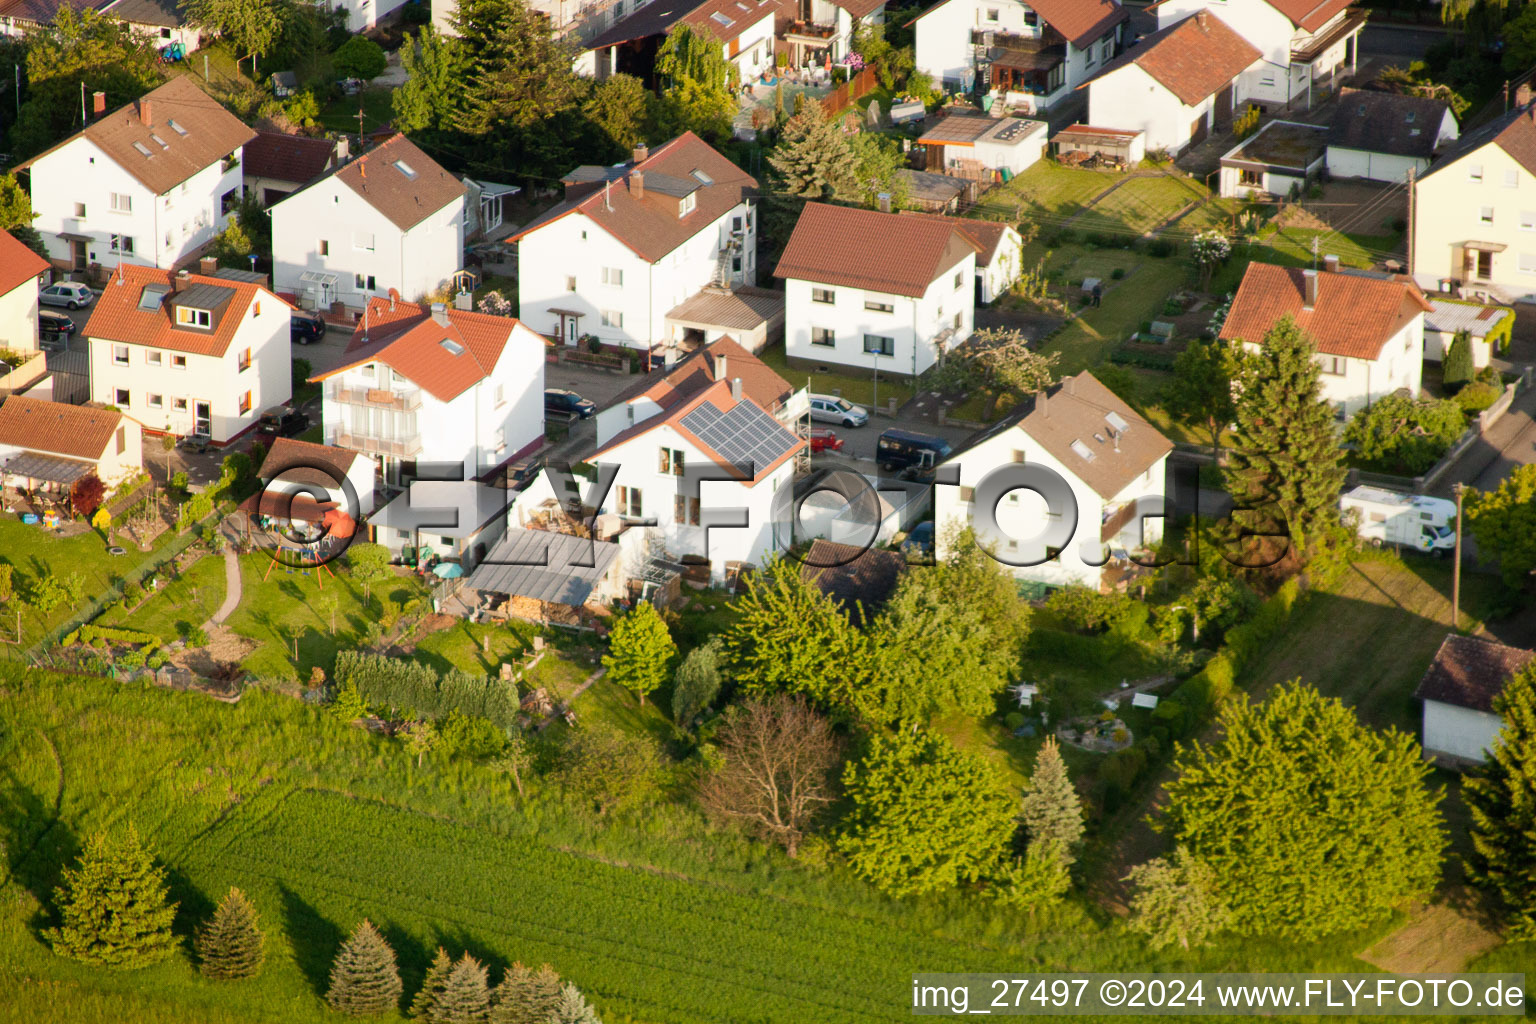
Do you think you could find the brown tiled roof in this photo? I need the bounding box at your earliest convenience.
[0,396,123,460]
[582,0,778,50]
[244,131,339,186]
[1264,0,1355,32]
[507,133,755,264]
[829,0,884,18]
[664,286,784,331]
[898,211,1011,266]
[18,77,255,195]
[1421,103,1536,182]
[0,229,49,296]
[774,202,974,298]
[1086,11,1258,106]
[1219,262,1433,361]
[310,297,526,403]
[912,0,1124,45]
[83,264,281,358]
[1414,634,1534,713]
[1328,88,1451,159]
[800,538,905,618]
[603,335,794,416]
[333,134,466,231]
[954,372,1172,501]
[258,437,366,487]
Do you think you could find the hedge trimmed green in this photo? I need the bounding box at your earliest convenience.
[333,651,518,730]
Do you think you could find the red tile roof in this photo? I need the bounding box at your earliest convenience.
[1414,634,1534,713]
[774,202,975,298]
[258,437,367,487]
[603,336,793,417]
[507,132,755,264]
[1265,0,1355,32]
[331,134,466,232]
[310,297,529,403]
[0,229,49,296]
[82,264,284,358]
[243,131,339,186]
[898,211,1012,266]
[1219,263,1433,360]
[0,396,124,460]
[1087,11,1259,106]
[914,0,1125,47]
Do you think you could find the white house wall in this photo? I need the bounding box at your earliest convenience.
[978,227,1024,304]
[1422,699,1502,763]
[1412,141,1536,302]
[0,281,41,352]
[1325,146,1427,184]
[1087,62,1230,155]
[1239,315,1422,419]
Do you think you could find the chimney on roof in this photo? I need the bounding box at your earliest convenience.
[1195,8,1207,28]
[92,91,106,118]
[430,302,449,326]
[630,170,645,200]
[877,192,892,213]
[1519,83,1533,108]
[138,97,152,128]
[199,256,218,276]
[388,287,399,311]
[1038,389,1048,418]
[633,143,649,164]
[715,353,727,380]
[730,377,743,401]
[1323,253,1340,274]
[1303,267,1319,309]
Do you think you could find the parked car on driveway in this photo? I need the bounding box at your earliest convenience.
[809,394,868,427]
[39,282,94,309]
[808,427,844,453]
[257,406,310,441]
[290,311,326,345]
[38,310,76,339]
[544,388,596,419]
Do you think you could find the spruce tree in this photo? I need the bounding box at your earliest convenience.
[195,887,265,980]
[1018,736,1084,864]
[602,600,676,706]
[1223,315,1346,558]
[1125,846,1234,950]
[326,919,403,1017]
[434,952,492,1023]
[45,823,179,968]
[1443,329,1475,390]
[410,947,454,1020]
[1464,663,1536,939]
[766,98,857,203]
[491,962,563,1024]
[550,982,602,1024]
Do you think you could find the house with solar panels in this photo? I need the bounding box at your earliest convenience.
[587,372,806,583]
[934,372,1171,590]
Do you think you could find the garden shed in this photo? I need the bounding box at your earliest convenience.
[1421,298,1513,369]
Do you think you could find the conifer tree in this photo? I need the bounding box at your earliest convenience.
[602,600,676,706]
[326,919,403,1017]
[1223,315,1346,558]
[550,982,602,1024]
[1443,329,1475,390]
[1018,736,1084,865]
[410,947,454,1019]
[767,99,857,203]
[1464,662,1536,939]
[45,823,179,968]
[434,953,492,1023]
[491,962,563,1024]
[1125,846,1233,950]
[195,887,265,980]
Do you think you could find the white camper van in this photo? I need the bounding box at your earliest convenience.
[1339,486,1456,554]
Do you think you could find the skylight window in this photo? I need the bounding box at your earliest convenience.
[394,159,417,180]
[168,118,188,135]
[1070,439,1095,461]
[132,142,153,157]
[1405,111,1416,122]
[1105,410,1129,432]
[150,133,169,149]
[138,285,169,312]
[439,338,465,355]
[710,11,734,25]
[690,169,714,186]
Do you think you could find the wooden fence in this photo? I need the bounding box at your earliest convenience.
[820,67,879,117]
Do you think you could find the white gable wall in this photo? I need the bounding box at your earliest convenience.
[1422,699,1502,764]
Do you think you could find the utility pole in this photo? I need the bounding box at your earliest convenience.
[1406,166,1415,278]
[1452,483,1465,630]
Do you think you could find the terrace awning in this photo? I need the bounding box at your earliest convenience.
[466,528,620,606]
[1462,240,1508,253]
[0,452,95,485]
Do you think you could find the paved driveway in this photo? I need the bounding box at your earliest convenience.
[1430,387,1536,497]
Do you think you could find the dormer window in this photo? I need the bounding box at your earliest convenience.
[679,193,696,217]
[176,307,211,328]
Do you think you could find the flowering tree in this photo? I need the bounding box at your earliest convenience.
[476,290,512,317]
[1190,230,1232,289]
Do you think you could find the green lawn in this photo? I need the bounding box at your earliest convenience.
[1037,256,1188,375]
[974,161,1120,221]
[93,553,227,642]
[318,87,396,137]
[1074,174,1206,237]
[412,618,542,675]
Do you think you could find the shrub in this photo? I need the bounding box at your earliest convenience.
[1146,239,1175,258]
[1004,711,1026,729]
[1455,380,1502,415]
[436,711,507,760]
[1111,267,1126,280]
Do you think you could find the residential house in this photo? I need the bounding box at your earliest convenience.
[575,0,779,84]
[270,134,467,311]
[1220,260,1431,419]
[1217,119,1328,197]
[0,0,203,50]
[915,112,1048,177]
[934,371,1172,589]
[900,211,1024,304]
[775,201,974,378]
[17,76,255,275]
[587,374,805,581]
[780,0,888,69]
[1411,101,1536,304]
[0,230,50,353]
[1082,10,1261,155]
[1326,87,1457,183]
[83,264,291,443]
[913,0,1127,114]
[463,178,522,242]
[1151,0,1365,111]
[1415,634,1533,765]
[509,134,758,356]
[1422,298,1513,369]
[0,396,142,493]
[255,436,377,517]
[319,0,408,33]
[243,131,347,207]
[366,477,516,570]
[594,335,805,446]
[309,296,546,485]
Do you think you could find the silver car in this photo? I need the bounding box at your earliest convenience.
[808,393,869,427]
[39,282,95,309]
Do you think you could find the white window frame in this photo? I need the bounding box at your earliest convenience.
[600,309,623,328]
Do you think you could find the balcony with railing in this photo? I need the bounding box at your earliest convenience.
[328,427,422,460]
[326,381,423,414]
[784,19,837,40]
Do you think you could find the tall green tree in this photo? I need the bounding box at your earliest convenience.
[333,35,388,81]
[550,983,602,1024]
[603,601,676,706]
[434,953,492,1022]
[1164,338,1237,450]
[1018,736,1083,865]
[1161,682,1445,939]
[670,638,722,729]
[581,73,653,161]
[1223,316,1346,560]
[1125,846,1233,950]
[394,26,471,135]
[1342,394,1465,475]
[1465,464,1536,589]
[178,0,294,61]
[839,731,1018,897]
[653,25,736,145]
[452,0,579,134]
[326,919,403,1017]
[992,841,1070,910]
[195,887,265,980]
[1443,328,1476,389]
[766,98,857,204]
[410,947,454,1020]
[491,962,563,1024]
[1464,662,1536,939]
[45,823,179,968]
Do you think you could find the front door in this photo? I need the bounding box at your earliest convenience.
[1477,250,1493,280]
[70,241,87,272]
[194,400,212,438]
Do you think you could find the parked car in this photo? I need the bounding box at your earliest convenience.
[290,311,326,345]
[807,427,844,453]
[901,521,935,560]
[544,388,596,419]
[809,394,868,427]
[257,406,310,440]
[876,428,952,479]
[39,282,94,309]
[38,310,76,339]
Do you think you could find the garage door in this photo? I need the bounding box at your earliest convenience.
[1190,114,1208,146]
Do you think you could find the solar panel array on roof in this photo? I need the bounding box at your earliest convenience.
[681,400,799,474]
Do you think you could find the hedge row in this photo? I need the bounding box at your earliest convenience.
[333,651,519,730]
[64,624,161,649]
